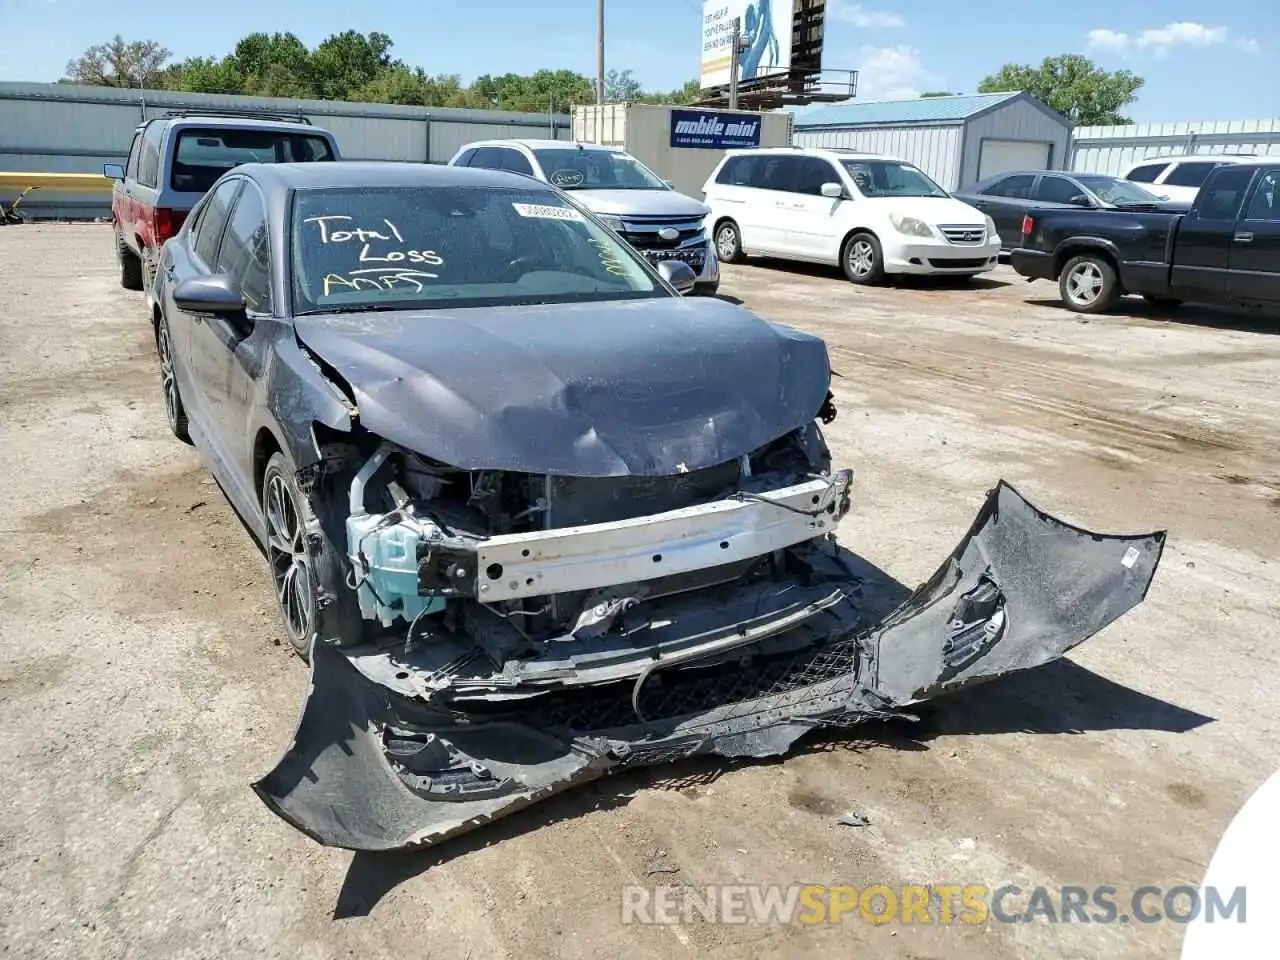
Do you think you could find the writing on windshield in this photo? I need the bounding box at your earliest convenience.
[303,215,445,295]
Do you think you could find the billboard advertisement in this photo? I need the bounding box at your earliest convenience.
[700,0,795,89]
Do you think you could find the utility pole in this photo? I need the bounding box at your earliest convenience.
[596,0,605,104]
[727,17,742,110]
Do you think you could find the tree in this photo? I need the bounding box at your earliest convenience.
[309,30,398,100]
[65,34,171,87]
[919,90,958,98]
[978,54,1143,125]
[637,78,702,105]
[604,68,642,103]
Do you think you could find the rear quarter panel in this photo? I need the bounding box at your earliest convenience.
[1031,210,1179,292]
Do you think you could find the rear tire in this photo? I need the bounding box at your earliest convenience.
[714,220,745,264]
[156,311,191,445]
[116,229,143,291]
[841,232,885,285]
[261,451,369,660]
[1059,254,1121,314]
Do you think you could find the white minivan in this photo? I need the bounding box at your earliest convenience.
[702,147,1000,284]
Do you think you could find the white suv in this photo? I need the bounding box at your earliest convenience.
[1119,154,1258,203]
[702,147,1000,284]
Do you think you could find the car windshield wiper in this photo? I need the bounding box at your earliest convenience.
[303,303,415,315]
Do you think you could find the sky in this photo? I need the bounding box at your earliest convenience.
[0,0,1276,122]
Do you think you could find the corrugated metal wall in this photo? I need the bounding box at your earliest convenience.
[958,98,1071,187]
[0,81,571,219]
[1071,119,1280,175]
[788,124,962,189]
[792,123,964,189]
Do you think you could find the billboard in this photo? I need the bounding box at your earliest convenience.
[700,0,795,90]
[669,109,763,149]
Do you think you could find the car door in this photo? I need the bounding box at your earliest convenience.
[114,132,142,238]
[179,178,242,445]
[967,174,1036,248]
[782,156,846,261]
[189,179,275,492]
[745,154,801,257]
[1171,165,1258,300]
[1226,167,1280,304]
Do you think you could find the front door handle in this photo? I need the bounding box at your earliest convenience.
[1234,231,1254,243]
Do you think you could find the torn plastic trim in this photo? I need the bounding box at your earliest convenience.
[252,480,1166,852]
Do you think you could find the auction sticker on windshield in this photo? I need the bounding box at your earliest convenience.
[512,202,584,222]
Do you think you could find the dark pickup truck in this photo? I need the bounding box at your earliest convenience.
[1010,160,1280,314]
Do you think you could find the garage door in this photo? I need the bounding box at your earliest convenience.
[977,140,1051,180]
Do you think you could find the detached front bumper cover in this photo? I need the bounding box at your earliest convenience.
[253,481,1165,852]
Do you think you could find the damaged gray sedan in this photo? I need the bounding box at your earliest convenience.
[152,161,1166,852]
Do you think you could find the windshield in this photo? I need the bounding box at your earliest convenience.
[290,185,665,314]
[840,160,949,198]
[1075,176,1162,204]
[532,148,668,190]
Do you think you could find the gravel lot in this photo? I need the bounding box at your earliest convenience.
[2,224,1278,959]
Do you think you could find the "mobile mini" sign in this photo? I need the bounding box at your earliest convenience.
[669,108,762,150]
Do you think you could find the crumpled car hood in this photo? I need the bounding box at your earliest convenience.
[293,297,830,476]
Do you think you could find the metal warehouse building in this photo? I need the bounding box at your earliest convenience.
[1071,118,1280,176]
[789,91,1071,191]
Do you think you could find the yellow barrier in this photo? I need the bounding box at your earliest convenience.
[0,171,114,194]
[0,171,114,221]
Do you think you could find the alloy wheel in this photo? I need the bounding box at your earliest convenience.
[265,474,314,645]
[1065,261,1104,306]
[157,319,180,431]
[715,226,738,261]
[847,239,875,278]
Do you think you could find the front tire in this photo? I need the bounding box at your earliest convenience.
[156,311,191,445]
[1059,254,1121,314]
[261,451,369,660]
[116,229,144,291]
[842,232,885,285]
[714,220,745,264]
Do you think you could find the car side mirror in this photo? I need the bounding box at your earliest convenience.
[103,163,125,180]
[657,260,697,294]
[1068,194,1093,207]
[173,274,246,315]
[820,182,843,199]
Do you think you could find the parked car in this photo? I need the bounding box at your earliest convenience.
[104,111,339,306]
[956,170,1189,251]
[1118,153,1259,203]
[448,138,719,295]
[151,160,1163,852]
[1011,160,1280,313]
[702,147,1001,284]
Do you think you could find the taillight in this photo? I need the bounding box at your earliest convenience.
[152,207,186,243]
[1021,213,1034,236]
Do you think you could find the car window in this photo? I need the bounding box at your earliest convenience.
[531,148,667,190]
[137,121,164,188]
[757,155,799,192]
[1034,176,1084,204]
[1195,166,1257,221]
[192,179,242,268]
[1125,163,1168,184]
[215,186,272,312]
[468,147,505,170]
[1162,162,1219,189]
[1243,171,1280,222]
[795,157,841,196]
[715,155,761,187]
[500,149,535,176]
[170,129,334,194]
[1074,176,1161,204]
[454,148,477,167]
[982,174,1035,199]
[291,184,667,313]
[841,159,949,198]
[124,133,142,179]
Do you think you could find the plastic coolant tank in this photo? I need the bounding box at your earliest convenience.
[346,513,447,627]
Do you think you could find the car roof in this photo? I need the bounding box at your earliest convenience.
[463,139,616,152]
[721,146,896,161]
[240,160,551,192]
[143,116,327,133]
[1124,154,1264,168]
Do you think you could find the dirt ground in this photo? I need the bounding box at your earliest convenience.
[2,224,1277,959]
